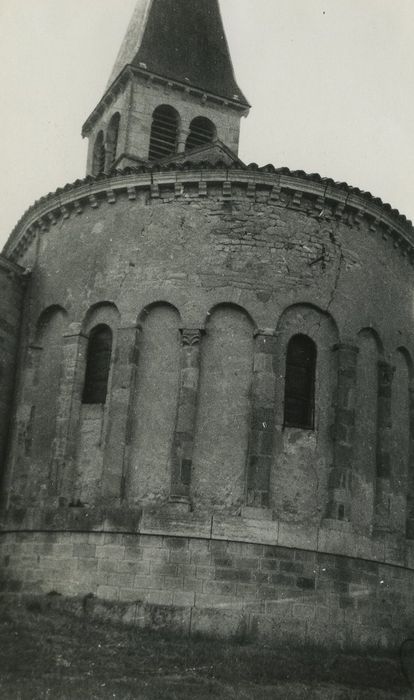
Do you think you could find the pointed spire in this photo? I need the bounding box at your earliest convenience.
[107,0,248,105]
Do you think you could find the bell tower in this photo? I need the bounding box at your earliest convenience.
[82,0,250,175]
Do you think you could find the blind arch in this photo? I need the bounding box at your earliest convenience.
[92,131,106,175]
[106,112,121,171]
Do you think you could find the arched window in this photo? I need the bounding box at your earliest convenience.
[185,117,216,151]
[283,334,316,429]
[82,325,112,404]
[149,105,179,161]
[106,112,120,171]
[92,131,106,175]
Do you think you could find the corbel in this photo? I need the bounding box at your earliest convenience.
[246,181,256,199]
[222,181,232,198]
[150,183,160,199]
[73,200,83,215]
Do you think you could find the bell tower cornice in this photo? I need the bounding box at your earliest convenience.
[82,64,249,139]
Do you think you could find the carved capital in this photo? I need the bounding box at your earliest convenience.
[333,342,359,356]
[254,328,275,338]
[181,329,203,347]
[378,361,395,384]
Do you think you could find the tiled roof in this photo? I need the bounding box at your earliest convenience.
[107,0,248,106]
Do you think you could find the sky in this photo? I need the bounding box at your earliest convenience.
[0,0,413,248]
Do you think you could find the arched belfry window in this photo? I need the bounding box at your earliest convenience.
[82,325,112,405]
[92,131,106,176]
[283,334,316,429]
[185,117,216,151]
[148,105,179,161]
[106,112,121,171]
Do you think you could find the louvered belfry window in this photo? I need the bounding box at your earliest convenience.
[106,112,120,171]
[148,105,179,160]
[185,117,216,151]
[82,325,112,405]
[92,131,106,175]
[283,334,316,429]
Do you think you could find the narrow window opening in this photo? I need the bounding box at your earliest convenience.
[106,112,121,171]
[149,105,179,161]
[92,131,106,175]
[82,325,112,404]
[185,117,216,151]
[283,334,316,429]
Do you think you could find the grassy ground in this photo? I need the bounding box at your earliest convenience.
[0,595,412,699]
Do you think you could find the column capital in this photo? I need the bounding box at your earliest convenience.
[332,342,359,355]
[254,328,275,338]
[63,332,88,341]
[378,360,395,383]
[180,328,204,347]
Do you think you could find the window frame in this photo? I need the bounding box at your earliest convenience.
[283,333,316,430]
[82,324,113,405]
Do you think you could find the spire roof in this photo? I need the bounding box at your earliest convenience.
[107,0,248,105]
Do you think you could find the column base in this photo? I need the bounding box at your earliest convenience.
[406,518,414,540]
[322,518,352,532]
[241,506,273,521]
[167,495,192,514]
[372,526,394,540]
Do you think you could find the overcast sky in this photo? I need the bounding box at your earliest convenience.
[0,0,413,248]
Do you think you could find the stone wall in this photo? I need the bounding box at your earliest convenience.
[2,167,414,647]
[84,73,244,174]
[1,526,413,649]
[0,256,24,488]
[4,173,414,537]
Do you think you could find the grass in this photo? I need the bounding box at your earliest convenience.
[0,595,411,699]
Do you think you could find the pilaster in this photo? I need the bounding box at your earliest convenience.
[406,385,414,538]
[56,333,88,504]
[169,329,203,508]
[325,343,359,522]
[101,326,140,504]
[374,361,395,534]
[246,330,277,509]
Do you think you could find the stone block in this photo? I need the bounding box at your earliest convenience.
[97,585,119,601]
[119,588,142,603]
[190,607,248,639]
[214,568,251,583]
[95,545,125,560]
[278,521,318,551]
[73,544,96,558]
[183,577,204,593]
[169,550,192,564]
[147,590,173,606]
[164,575,184,591]
[141,548,167,562]
[203,580,237,597]
[211,514,279,546]
[97,558,120,574]
[172,590,195,607]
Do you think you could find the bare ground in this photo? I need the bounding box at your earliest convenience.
[0,595,412,699]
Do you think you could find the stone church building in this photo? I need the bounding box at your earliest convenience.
[0,0,414,649]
